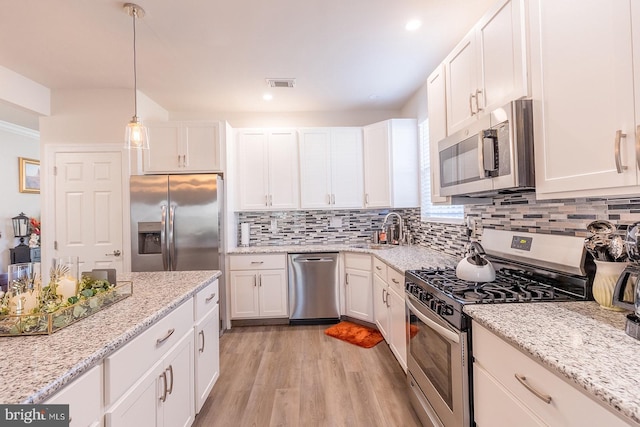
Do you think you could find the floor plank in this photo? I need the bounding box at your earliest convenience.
[193,324,422,427]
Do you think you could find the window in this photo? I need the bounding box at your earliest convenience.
[419,119,464,221]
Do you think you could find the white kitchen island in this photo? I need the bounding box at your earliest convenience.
[0,270,220,406]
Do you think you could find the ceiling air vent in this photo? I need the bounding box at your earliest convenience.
[266,78,296,88]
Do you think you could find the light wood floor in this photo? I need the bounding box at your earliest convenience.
[193,324,422,427]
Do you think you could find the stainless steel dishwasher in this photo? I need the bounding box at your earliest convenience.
[288,252,340,323]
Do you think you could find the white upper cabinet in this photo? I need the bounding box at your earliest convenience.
[531,0,639,198]
[363,119,419,209]
[445,0,528,135]
[299,127,363,209]
[237,129,299,210]
[144,121,221,173]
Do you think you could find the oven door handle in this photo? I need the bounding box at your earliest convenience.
[407,299,460,344]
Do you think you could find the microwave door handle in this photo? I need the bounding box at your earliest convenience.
[161,205,169,271]
[477,133,486,179]
[407,299,460,344]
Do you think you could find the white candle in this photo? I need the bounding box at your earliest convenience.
[19,222,27,236]
[11,291,38,314]
[57,276,78,301]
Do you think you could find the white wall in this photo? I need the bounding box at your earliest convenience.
[400,80,428,123]
[0,121,40,272]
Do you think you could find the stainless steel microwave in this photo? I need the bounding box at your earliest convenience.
[438,99,535,197]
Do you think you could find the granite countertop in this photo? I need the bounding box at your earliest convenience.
[228,244,458,272]
[465,302,640,425]
[0,270,220,405]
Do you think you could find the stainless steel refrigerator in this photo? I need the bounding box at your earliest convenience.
[130,174,223,272]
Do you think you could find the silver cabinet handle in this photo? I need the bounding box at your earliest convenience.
[156,328,175,346]
[475,89,483,112]
[391,278,400,284]
[635,125,640,172]
[469,93,477,116]
[331,194,335,204]
[251,261,264,264]
[345,273,349,285]
[177,154,181,167]
[375,266,382,271]
[166,365,174,395]
[159,371,168,402]
[385,289,390,308]
[327,194,331,204]
[365,193,369,205]
[205,292,216,303]
[268,194,273,206]
[514,374,552,404]
[615,130,628,173]
[253,275,257,287]
[265,195,269,206]
[182,154,187,167]
[199,330,205,353]
[382,288,387,305]
[258,274,262,287]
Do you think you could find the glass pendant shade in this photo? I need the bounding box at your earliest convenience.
[125,116,149,150]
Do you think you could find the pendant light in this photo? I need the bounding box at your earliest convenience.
[124,3,149,150]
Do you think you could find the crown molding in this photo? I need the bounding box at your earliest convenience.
[0,120,39,139]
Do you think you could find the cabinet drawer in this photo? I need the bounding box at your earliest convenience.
[45,364,102,427]
[105,301,193,406]
[387,267,404,295]
[344,253,371,271]
[472,322,631,427]
[372,257,388,281]
[195,279,219,320]
[229,254,286,270]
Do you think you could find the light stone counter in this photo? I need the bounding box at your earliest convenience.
[465,302,640,425]
[228,244,458,272]
[0,270,220,404]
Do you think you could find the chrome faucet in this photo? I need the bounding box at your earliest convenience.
[382,212,403,244]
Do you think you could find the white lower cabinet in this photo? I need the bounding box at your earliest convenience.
[372,257,407,371]
[194,304,220,413]
[44,364,103,427]
[229,254,288,319]
[106,330,194,427]
[344,253,373,322]
[472,321,633,427]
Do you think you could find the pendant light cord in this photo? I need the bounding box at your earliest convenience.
[132,7,138,118]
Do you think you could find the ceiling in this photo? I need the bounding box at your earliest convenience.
[0,0,495,121]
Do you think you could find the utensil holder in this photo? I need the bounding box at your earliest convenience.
[593,260,630,311]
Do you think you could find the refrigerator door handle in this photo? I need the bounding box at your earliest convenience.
[161,205,169,271]
[169,205,177,271]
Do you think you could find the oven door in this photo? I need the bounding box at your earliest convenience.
[406,294,470,427]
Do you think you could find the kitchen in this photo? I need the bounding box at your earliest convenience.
[1,0,640,426]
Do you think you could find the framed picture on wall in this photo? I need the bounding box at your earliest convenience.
[19,157,40,194]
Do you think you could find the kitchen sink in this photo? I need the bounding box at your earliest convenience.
[351,243,397,250]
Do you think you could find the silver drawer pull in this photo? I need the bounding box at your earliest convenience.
[375,266,382,270]
[199,330,205,353]
[166,365,174,395]
[615,130,628,173]
[156,328,175,346]
[205,293,217,303]
[159,371,168,402]
[250,261,264,264]
[391,278,400,284]
[515,374,552,404]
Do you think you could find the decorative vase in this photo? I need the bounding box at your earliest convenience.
[7,262,41,314]
[592,260,630,311]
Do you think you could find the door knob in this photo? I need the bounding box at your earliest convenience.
[105,250,122,257]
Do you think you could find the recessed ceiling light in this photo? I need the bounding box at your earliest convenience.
[405,19,422,31]
[263,93,273,101]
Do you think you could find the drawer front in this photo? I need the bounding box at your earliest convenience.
[105,301,193,406]
[387,267,404,294]
[372,257,388,281]
[195,279,219,320]
[229,254,286,270]
[344,253,372,271]
[472,322,631,427]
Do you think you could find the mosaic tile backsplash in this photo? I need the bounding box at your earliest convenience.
[235,193,640,259]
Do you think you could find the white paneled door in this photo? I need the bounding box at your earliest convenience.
[54,151,124,273]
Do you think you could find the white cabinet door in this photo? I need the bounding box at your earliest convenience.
[363,122,391,208]
[145,123,182,172]
[45,364,102,427]
[267,131,299,210]
[194,304,220,414]
[531,0,637,196]
[445,31,478,134]
[258,269,288,317]
[426,64,450,204]
[387,287,407,371]
[106,363,160,427]
[183,122,220,172]
[331,128,364,208]
[230,270,260,318]
[299,129,332,209]
[373,274,389,339]
[161,332,195,427]
[345,268,373,322]
[237,131,270,210]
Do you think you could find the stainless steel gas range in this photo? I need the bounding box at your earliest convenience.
[404,229,593,427]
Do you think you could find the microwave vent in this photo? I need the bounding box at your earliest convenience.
[266,78,296,88]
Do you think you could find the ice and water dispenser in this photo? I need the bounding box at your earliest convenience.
[137,222,162,254]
